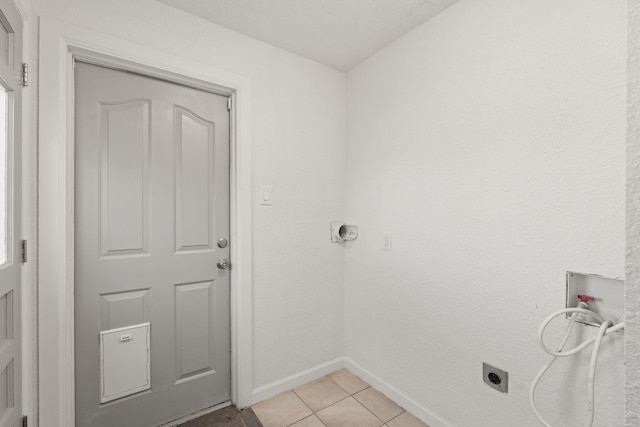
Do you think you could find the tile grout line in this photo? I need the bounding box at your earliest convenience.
[351,389,406,425]
[292,372,370,426]
[287,413,327,427]
[326,373,352,395]
[385,407,404,427]
[292,374,354,415]
[351,393,387,427]
[315,374,386,427]
[326,371,388,426]
[289,386,323,426]
[326,371,371,396]
[291,385,315,412]
[257,370,409,427]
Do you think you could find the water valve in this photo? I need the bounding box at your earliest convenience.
[577,294,595,303]
[566,272,623,327]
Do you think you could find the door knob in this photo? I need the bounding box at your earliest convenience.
[217,258,230,269]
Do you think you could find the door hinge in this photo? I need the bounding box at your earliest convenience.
[21,63,28,88]
[227,97,232,111]
[21,415,27,427]
[21,239,27,263]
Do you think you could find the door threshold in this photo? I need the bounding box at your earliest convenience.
[162,400,232,426]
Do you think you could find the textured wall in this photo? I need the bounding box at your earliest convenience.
[627,1,640,425]
[32,0,347,391]
[29,0,632,425]
[345,0,626,426]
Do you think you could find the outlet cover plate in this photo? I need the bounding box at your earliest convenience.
[483,362,508,393]
[566,271,624,327]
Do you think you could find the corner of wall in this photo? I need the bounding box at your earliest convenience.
[626,1,640,426]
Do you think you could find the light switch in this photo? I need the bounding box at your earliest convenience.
[259,186,272,205]
[382,233,392,251]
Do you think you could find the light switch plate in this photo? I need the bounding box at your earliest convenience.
[382,233,392,251]
[566,271,624,327]
[259,186,272,205]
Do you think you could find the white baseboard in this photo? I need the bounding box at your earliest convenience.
[246,356,454,427]
[247,357,346,407]
[344,358,453,427]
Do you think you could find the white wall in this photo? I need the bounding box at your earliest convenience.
[626,1,640,425]
[31,0,347,394]
[345,1,626,426]
[27,0,631,425]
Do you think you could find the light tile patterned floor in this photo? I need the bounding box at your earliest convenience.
[251,369,430,427]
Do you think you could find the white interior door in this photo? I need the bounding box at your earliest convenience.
[0,1,21,426]
[74,62,231,426]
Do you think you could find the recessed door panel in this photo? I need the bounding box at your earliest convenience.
[100,289,149,331]
[175,281,215,381]
[100,100,150,257]
[75,62,230,427]
[0,290,12,349]
[0,88,6,268]
[0,360,13,419]
[0,12,13,68]
[175,107,214,252]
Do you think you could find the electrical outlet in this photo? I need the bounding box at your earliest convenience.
[566,272,624,327]
[483,363,508,393]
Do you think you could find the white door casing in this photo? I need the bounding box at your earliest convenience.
[38,18,253,427]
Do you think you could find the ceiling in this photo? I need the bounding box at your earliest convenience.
[157,0,459,71]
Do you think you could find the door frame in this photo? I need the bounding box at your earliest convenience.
[38,17,253,427]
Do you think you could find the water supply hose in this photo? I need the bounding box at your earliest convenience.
[529,304,624,427]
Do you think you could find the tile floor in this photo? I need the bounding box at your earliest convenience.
[251,369,430,427]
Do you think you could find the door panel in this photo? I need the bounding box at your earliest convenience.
[0,1,21,426]
[175,106,215,252]
[175,281,216,381]
[100,99,150,257]
[100,289,150,331]
[74,62,230,427]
